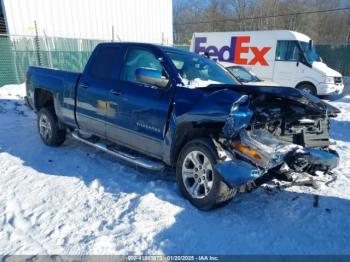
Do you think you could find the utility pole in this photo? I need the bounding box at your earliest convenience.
[34,21,42,66]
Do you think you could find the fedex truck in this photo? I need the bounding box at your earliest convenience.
[191,30,344,96]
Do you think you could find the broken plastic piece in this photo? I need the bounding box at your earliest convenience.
[215,159,262,187]
[223,95,253,138]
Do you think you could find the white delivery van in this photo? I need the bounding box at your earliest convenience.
[191,30,344,96]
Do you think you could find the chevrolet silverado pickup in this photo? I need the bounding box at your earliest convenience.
[26,42,340,210]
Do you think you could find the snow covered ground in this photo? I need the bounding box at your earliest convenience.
[1,83,350,255]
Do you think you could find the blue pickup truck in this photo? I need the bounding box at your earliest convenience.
[26,42,339,210]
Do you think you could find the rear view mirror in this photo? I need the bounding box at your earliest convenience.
[309,40,313,51]
[297,51,306,66]
[135,68,169,88]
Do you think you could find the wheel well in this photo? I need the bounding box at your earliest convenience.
[296,81,316,91]
[170,122,222,166]
[34,89,54,111]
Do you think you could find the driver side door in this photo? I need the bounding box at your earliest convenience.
[106,47,173,159]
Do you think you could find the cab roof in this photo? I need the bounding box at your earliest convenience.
[96,42,191,55]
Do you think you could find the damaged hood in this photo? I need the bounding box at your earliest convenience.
[201,84,340,116]
[175,88,246,123]
[174,84,339,126]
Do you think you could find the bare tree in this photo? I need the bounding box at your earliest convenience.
[173,0,349,44]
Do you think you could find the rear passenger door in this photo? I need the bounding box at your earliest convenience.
[76,45,123,138]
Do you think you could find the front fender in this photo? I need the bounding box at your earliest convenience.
[163,87,251,165]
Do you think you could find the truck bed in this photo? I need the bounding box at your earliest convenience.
[26,66,81,128]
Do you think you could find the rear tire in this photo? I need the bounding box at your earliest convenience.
[37,108,66,146]
[176,138,236,210]
[297,83,317,96]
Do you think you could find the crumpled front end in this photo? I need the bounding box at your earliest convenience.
[213,94,339,188]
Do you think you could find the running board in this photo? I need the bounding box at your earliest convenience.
[72,131,165,171]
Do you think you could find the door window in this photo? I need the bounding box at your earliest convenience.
[88,46,120,80]
[276,41,300,61]
[120,48,166,83]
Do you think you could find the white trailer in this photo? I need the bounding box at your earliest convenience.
[191,30,344,96]
[1,0,173,44]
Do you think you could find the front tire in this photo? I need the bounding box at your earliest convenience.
[176,138,236,210]
[37,108,66,146]
[297,83,317,96]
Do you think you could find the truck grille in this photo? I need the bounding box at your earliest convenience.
[334,77,342,84]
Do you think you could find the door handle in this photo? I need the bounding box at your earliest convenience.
[110,89,122,96]
[80,82,89,88]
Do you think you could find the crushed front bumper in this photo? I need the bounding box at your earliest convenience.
[215,159,262,187]
[215,147,339,188]
[214,129,339,188]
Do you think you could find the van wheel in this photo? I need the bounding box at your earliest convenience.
[37,108,66,146]
[297,83,317,96]
[176,138,236,210]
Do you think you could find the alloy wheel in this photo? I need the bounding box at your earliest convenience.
[182,150,214,199]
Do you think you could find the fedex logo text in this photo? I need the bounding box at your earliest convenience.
[194,36,271,66]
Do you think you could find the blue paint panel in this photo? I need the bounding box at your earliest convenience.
[215,160,262,187]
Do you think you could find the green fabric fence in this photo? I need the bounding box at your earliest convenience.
[0,35,103,87]
[316,44,350,78]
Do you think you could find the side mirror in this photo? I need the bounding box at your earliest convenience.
[135,67,169,88]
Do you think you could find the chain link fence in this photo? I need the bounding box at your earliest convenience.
[316,44,350,77]
[0,35,349,87]
[0,34,104,86]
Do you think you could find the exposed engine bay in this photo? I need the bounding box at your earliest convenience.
[214,91,339,188]
[250,95,333,148]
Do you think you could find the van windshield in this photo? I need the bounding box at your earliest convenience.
[300,42,321,63]
[226,66,261,83]
[166,51,238,88]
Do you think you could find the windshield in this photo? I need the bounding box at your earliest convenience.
[300,42,321,63]
[226,66,260,83]
[166,51,238,88]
